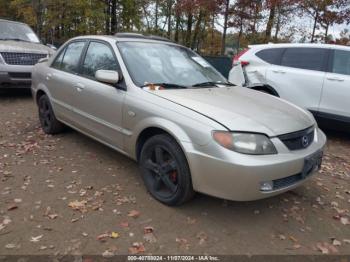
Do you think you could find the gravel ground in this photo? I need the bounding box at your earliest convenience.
[0,89,350,256]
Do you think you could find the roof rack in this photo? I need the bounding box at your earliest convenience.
[114,32,173,43]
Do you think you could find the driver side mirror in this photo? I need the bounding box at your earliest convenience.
[95,70,122,85]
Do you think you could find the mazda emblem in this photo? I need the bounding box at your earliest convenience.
[301,135,309,148]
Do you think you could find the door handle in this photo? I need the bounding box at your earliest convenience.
[326,77,344,82]
[74,83,85,92]
[272,70,286,74]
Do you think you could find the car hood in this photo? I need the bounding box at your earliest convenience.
[0,41,54,55]
[150,86,315,136]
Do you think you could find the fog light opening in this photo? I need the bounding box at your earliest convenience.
[260,181,273,192]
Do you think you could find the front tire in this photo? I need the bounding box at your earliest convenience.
[139,134,194,206]
[38,94,64,134]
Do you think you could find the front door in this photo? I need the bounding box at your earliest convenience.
[69,40,126,150]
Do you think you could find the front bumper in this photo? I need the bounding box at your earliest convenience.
[184,127,327,201]
[0,64,33,88]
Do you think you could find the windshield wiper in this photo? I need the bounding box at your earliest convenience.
[142,83,188,89]
[192,81,235,87]
[0,38,31,42]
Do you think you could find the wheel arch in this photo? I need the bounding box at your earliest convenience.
[250,85,279,97]
[135,125,192,163]
[36,89,47,105]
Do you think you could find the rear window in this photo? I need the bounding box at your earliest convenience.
[256,48,284,65]
[280,48,327,71]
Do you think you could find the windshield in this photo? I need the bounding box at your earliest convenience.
[0,20,40,43]
[117,41,227,87]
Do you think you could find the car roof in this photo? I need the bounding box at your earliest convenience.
[0,19,27,25]
[70,34,180,46]
[248,43,350,50]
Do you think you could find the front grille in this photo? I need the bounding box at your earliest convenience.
[0,52,47,65]
[8,72,31,79]
[278,126,315,150]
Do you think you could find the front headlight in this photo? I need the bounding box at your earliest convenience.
[212,131,277,155]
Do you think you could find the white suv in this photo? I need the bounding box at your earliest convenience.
[229,43,350,131]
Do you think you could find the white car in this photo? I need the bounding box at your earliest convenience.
[229,43,350,131]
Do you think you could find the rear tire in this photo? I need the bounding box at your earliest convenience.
[38,94,64,134]
[139,134,195,206]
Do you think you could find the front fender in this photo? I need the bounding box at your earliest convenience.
[125,116,213,160]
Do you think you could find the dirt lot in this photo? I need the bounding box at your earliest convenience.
[0,89,350,256]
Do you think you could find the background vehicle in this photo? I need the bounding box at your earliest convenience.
[31,34,326,206]
[0,19,54,88]
[229,43,350,131]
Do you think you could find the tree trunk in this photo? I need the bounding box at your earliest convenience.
[311,12,318,43]
[274,5,281,42]
[175,12,180,42]
[192,10,203,50]
[111,0,117,34]
[325,24,329,43]
[265,1,276,43]
[105,0,111,34]
[221,0,230,55]
[155,0,159,33]
[185,12,193,47]
[167,0,172,39]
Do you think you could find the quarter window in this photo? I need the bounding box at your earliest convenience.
[60,41,86,73]
[81,41,119,78]
[281,48,327,71]
[51,49,65,69]
[256,48,284,65]
[332,50,350,76]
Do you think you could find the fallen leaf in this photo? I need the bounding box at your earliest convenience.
[144,226,154,234]
[129,242,145,254]
[30,235,43,243]
[110,232,119,239]
[48,214,58,220]
[293,244,301,249]
[7,204,18,211]
[97,233,109,242]
[343,239,350,244]
[340,217,349,225]
[289,236,298,243]
[128,210,140,218]
[68,200,87,212]
[102,250,114,258]
[316,242,329,254]
[332,239,342,246]
[5,243,19,249]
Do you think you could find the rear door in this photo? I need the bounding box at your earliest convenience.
[265,47,329,112]
[70,40,126,149]
[319,48,350,121]
[47,40,87,122]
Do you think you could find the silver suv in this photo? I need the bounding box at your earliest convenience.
[31,34,326,205]
[0,19,54,88]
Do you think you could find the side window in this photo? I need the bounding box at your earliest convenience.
[281,48,327,71]
[81,41,119,78]
[332,50,350,76]
[51,49,65,69]
[61,41,86,74]
[256,48,284,65]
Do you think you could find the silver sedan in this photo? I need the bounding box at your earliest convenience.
[31,34,326,206]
